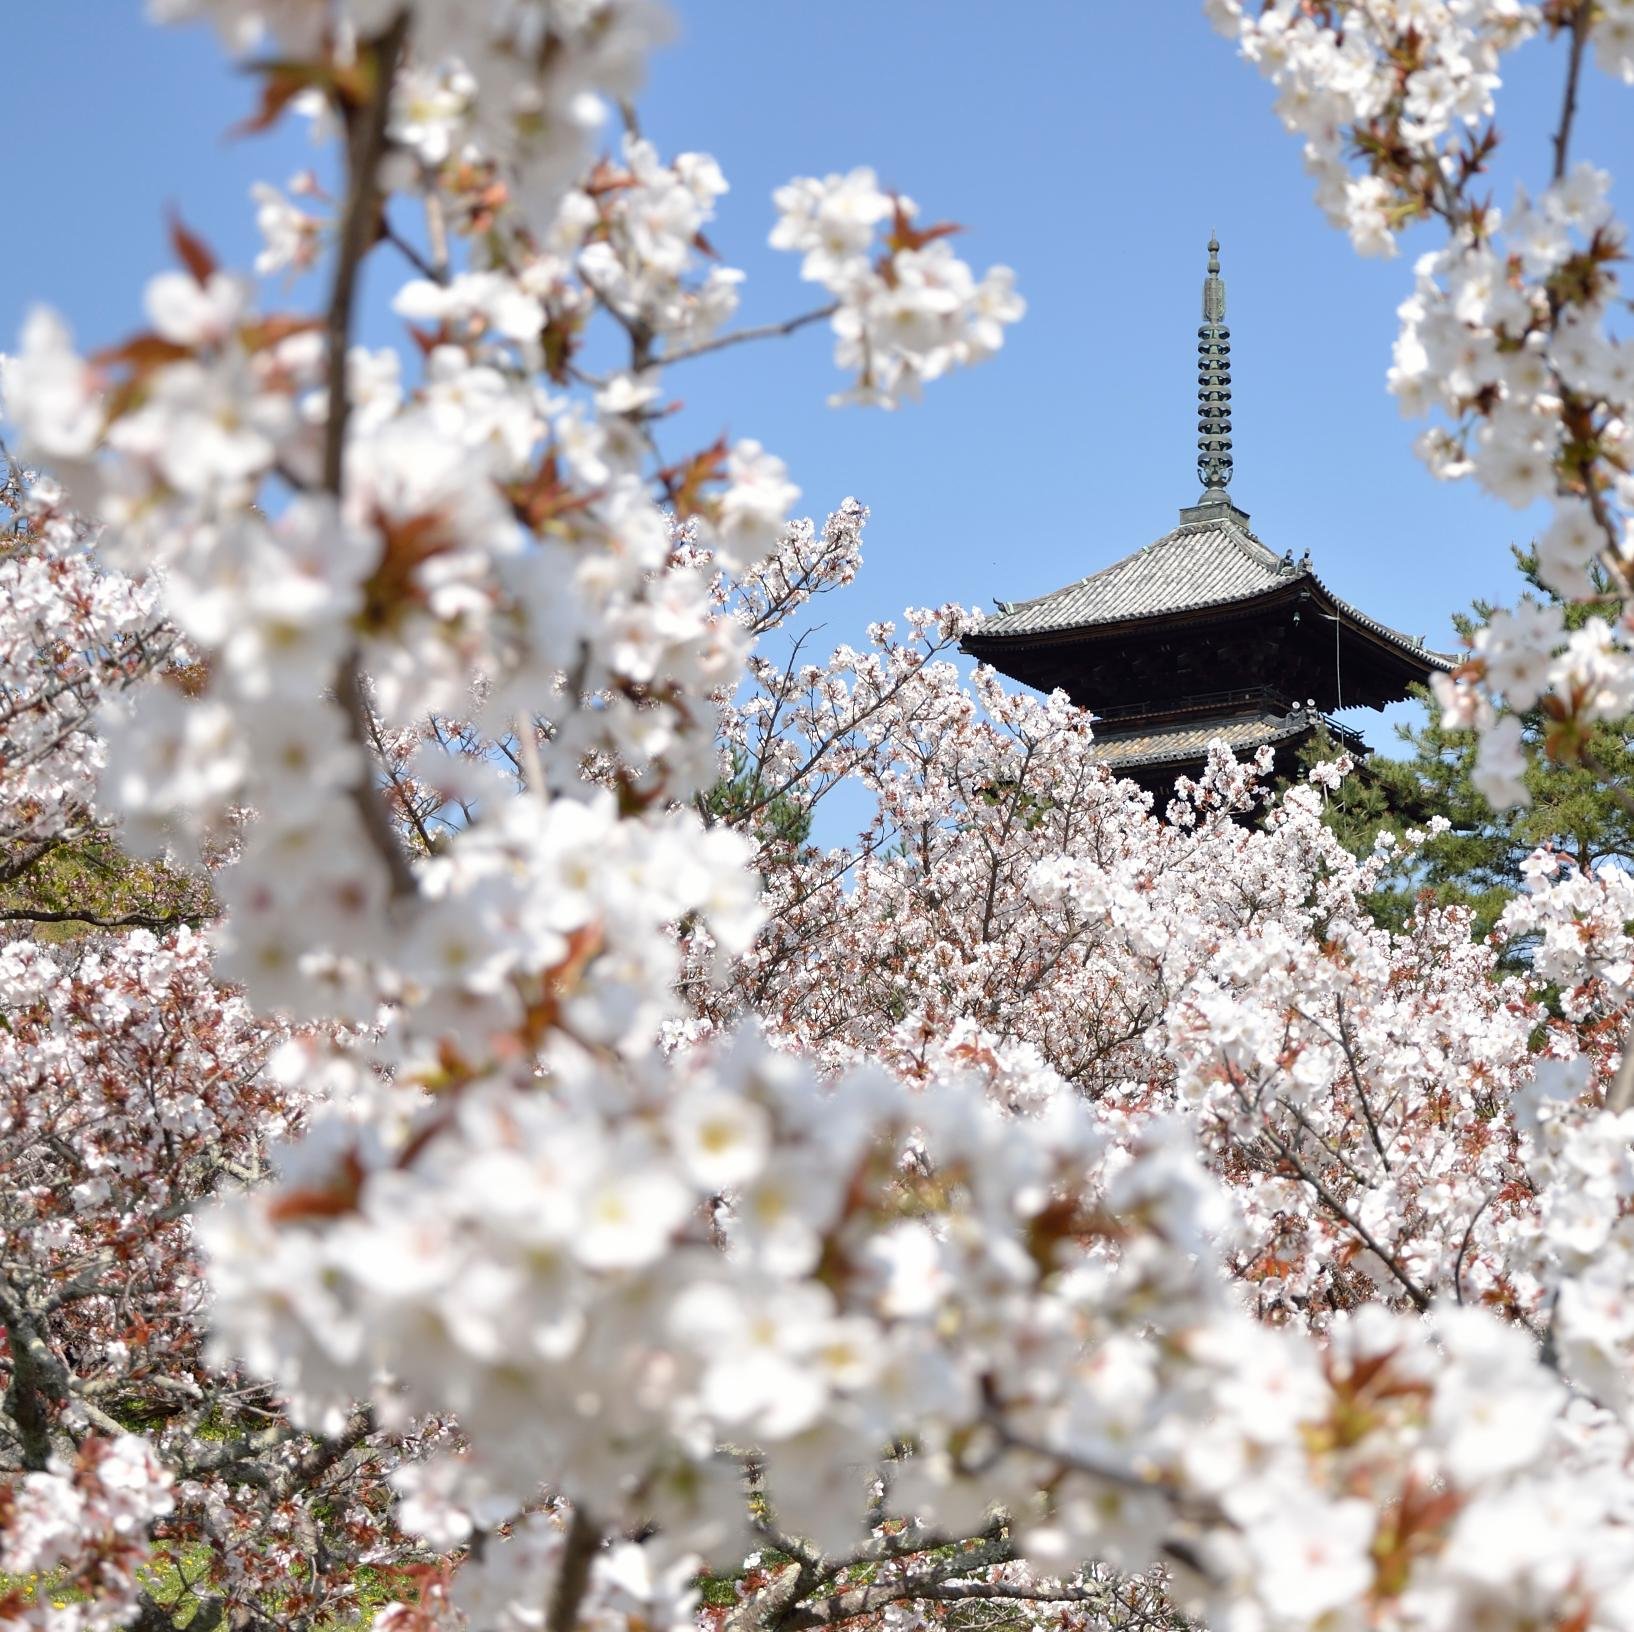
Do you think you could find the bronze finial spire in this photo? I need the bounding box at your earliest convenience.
[1197,236,1233,497]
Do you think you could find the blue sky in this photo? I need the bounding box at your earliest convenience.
[6,5,1631,758]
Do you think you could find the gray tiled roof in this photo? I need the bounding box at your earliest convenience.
[985,521,1292,636]
[977,511,1454,672]
[1094,709,1312,769]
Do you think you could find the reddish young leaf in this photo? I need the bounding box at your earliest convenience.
[169,210,219,287]
[884,195,963,256]
[239,314,324,353]
[88,332,194,371]
[231,63,318,137]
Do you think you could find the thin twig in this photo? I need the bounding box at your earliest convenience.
[1453,1190,1497,1307]
[580,266,655,371]
[660,303,839,367]
[1259,1121,1432,1311]
[364,702,439,856]
[382,219,445,285]
[1332,995,1392,1173]
[1551,0,1593,182]
[993,1425,1203,1510]
[424,191,450,279]
[337,654,419,898]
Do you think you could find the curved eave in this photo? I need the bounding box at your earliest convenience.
[1305,572,1456,673]
[963,570,1454,680]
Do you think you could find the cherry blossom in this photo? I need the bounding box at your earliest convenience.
[5,6,1634,1632]
[1213,2,1634,817]
[0,1436,175,1632]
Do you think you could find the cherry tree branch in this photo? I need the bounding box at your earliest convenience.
[1453,1189,1499,1306]
[382,219,446,284]
[783,1573,1175,1627]
[580,266,655,372]
[1257,1119,1432,1311]
[775,1536,1018,1630]
[738,638,962,824]
[1551,0,1592,182]
[0,907,208,932]
[322,10,410,497]
[318,9,420,902]
[362,699,440,855]
[547,1505,603,1632]
[660,303,839,367]
[0,1289,69,1468]
[337,654,420,898]
[1331,995,1393,1174]
[179,1423,301,1480]
[0,834,64,886]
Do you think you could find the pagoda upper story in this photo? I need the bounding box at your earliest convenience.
[962,239,1452,793]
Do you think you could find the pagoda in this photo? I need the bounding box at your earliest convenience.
[962,239,1452,795]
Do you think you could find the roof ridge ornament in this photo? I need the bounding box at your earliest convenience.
[1197,236,1232,500]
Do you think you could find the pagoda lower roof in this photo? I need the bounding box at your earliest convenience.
[1093,705,1362,771]
[967,499,1453,675]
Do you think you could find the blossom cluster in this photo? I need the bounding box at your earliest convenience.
[0,923,440,1626]
[154,0,672,228]
[696,621,1634,1626]
[0,467,169,856]
[720,645,1549,1323]
[1208,0,1538,257]
[2,2,1023,1624]
[0,1437,175,1632]
[1212,0,1634,811]
[6,4,1634,1632]
[772,168,1025,406]
[377,1505,704,1632]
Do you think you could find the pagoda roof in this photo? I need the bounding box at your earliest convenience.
[971,501,1453,674]
[962,240,1456,739]
[1093,707,1315,770]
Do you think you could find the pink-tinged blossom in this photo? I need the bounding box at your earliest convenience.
[0,1437,175,1632]
[1474,600,1563,710]
[1247,1497,1375,1622]
[13,7,1634,1632]
[771,168,1023,407]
